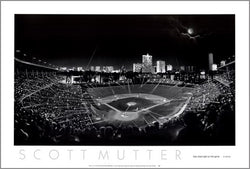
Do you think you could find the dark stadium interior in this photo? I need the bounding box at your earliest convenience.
[14,15,235,145]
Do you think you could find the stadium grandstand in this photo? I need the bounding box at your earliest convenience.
[14,51,235,145]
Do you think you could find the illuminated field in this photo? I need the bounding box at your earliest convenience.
[87,84,193,127]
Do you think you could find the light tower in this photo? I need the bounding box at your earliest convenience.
[208,53,214,71]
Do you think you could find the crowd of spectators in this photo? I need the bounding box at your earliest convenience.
[15,70,235,145]
[15,72,95,144]
[214,70,235,87]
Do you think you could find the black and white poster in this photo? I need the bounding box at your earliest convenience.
[1,1,249,168]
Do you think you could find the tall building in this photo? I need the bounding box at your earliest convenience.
[208,53,214,71]
[102,66,114,73]
[156,60,166,73]
[142,53,153,73]
[95,66,101,72]
[106,66,114,73]
[212,64,217,71]
[102,66,107,72]
[166,64,173,71]
[186,66,194,72]
[77,67,83,71]
[180,66,185,71]
[133,63,142,72]
[190,66,195,72]
[220,60,226,67]
[90,66,95,71]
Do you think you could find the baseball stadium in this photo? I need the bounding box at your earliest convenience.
[14,54,235,145]
[14,15,235,145]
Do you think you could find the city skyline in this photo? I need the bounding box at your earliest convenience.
[55,52,227,72]
[42,52,228,72]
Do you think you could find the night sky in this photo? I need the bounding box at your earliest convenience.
[15,15,235,70]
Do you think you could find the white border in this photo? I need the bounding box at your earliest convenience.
[1,1,249,168]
